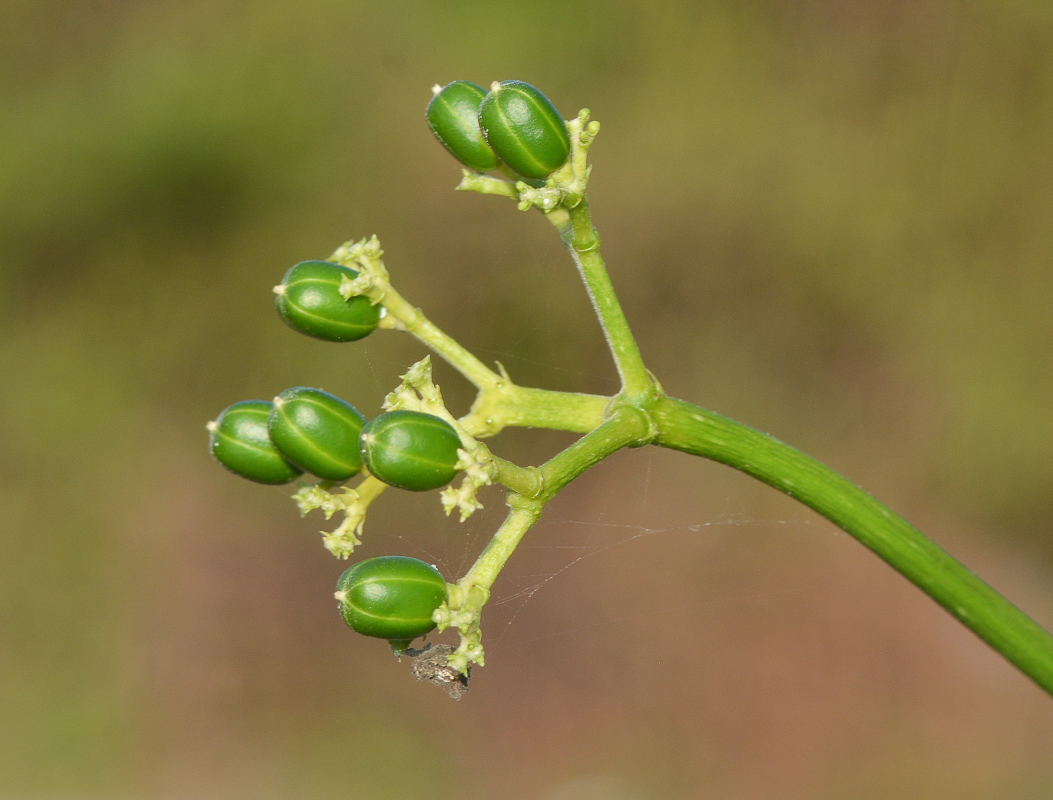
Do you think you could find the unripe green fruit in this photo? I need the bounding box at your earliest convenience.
[359,410,462,492]
[268,387,366,481]
[336,556,447,649]
[427,81,502,172]
[208,400,304,484]
[274,261,381,342]
[479,80,571,180]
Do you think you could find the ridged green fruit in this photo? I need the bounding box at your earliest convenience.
[208,400,304,484]
[274,261,381,342]
[426,81,501,172]
[359,410,462,492]
[336,556,447,650]
[479,81,571,180]
[268,387,366,481]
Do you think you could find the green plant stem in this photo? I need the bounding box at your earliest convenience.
[459,406,652,592]
[351,473,388,505]
[466,383,607,436]
[652,395,1053,695]
[536,405,651,500]
[373,274,610,435]
[456,502,543,597]
[456,170,520,199]
[441,405,654,672]
[552,200,654,400]
[378,283,503,391]
[488,454,542,497]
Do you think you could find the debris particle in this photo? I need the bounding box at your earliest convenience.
[406,643,470,700]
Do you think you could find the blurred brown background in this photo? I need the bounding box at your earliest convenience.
[2,1,1052,798]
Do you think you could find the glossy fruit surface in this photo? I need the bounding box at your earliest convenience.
[479,80,570,180]
[208,400,304,484]
[336,556,447,644]
[427,81,502,172]
[268,387,366,481]
[274,261,381,342]
[359,410,462,492]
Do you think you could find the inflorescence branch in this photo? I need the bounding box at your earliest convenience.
[251,89,1053,692]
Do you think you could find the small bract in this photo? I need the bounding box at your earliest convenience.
[359,410,462,492]
[274,260,381,342]
[208,400,304,484]
[268,387,366,481]
[479,80,571,180]
[427,81,502,172]
[336,556,447,651]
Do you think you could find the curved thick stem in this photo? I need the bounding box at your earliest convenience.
[652,395,1053,696]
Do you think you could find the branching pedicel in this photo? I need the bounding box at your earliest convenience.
[208,80,1053,696]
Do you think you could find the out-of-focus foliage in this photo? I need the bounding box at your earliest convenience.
[1,1,1052,798]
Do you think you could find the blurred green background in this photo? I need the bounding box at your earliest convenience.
[2,0,1052,798]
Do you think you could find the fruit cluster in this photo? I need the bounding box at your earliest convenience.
[198,75,1053,703]
[207,259,466,649]
[427,80,571,180]
[208,79,574,662]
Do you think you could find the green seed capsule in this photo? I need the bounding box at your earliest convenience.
[359,410,462,492]
[274,261,381,342]
[336,556,447,648]
[479,80,571,180]
[208,400,304,484]
[268,387,366,481]
[427,81,502,172]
